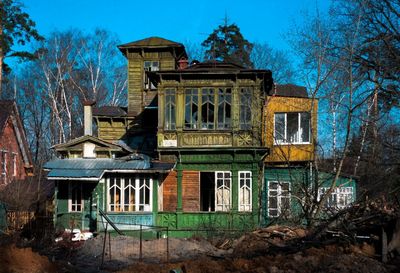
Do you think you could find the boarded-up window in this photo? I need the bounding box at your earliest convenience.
[162,171,177,211]
[182,171,200,212]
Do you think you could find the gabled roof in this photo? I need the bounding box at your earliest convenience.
[118,36,187,58]
[52,135,129,153]
[0,100,33,169]
[269,84,309,98]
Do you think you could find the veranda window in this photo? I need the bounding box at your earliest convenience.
[217,88,232,129]
[274,112,311,144]
[239,171,252,211]
[240,88,252,130]
[164,89,176,130]
[108,175,152,212]
[201,88,215,129]
[184,89,199,129]
[268,181,291,217]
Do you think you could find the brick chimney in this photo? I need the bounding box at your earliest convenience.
[178,57,189,70]
[83,100,96,136]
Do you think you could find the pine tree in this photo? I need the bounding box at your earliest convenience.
[202,19,253,68]
[0,0,43,96]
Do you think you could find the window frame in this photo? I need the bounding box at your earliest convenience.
[183,87,233,131]
[239,87,253,130]
[184,88,199,129]
[107,175,153,213]
[164,89,176,130]
[267,181,291,218]
[215,171,232,212]
[143,60,159,90]
[238,171,252,212]
[274,112,311,145]
[318,186,354,209]
[68,182,83,212]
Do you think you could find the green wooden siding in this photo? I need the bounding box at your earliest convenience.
[262,167,357,226]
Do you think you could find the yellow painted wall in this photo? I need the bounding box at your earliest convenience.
[264,96,318,163]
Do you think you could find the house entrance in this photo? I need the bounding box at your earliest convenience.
[200,172,215,211]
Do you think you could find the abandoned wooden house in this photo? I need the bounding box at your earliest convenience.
[44,37,356,235]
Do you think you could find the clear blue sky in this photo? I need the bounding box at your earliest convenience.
[21,0,330,50]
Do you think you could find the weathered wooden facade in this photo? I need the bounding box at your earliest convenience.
[147,62,273,235]
[45,37,356,235]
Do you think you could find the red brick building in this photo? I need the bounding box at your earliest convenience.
[0,100,33,187]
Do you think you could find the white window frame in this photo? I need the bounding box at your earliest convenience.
[68,182,83,212]
[238,171,252,212]
[274,112,311,145]
[268,181,291,217]
[107,175,153,213]
[215,171,231,212]
[318,186,354,209]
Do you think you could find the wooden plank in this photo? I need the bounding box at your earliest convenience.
[162,171,177,211]
[182,171,200,212]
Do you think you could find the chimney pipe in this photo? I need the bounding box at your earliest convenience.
[83,100,96,136]
[178,57,189,70]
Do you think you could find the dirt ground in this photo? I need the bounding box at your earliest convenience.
[0,229,399,273]
[0,244,57,273]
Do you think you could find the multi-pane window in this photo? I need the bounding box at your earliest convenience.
[318,187,354,209]
[274,112,311,144]
[184,89,199,129]
[144,61,159,89]
[108,175,152,212]
[240,88,252,130]
[184,87,233,130]
[239,171,252,212]
[217,88,232,129]
[268,181,291,217]
[215,171,231,211]
[69,183,83,212]
[201,88,215,129]
[164,89,176,130]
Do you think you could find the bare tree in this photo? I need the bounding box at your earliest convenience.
[251,42,296,84]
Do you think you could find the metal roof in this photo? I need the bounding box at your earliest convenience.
[44,157,174,181]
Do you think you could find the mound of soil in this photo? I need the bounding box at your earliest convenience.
[0,244,57,273]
